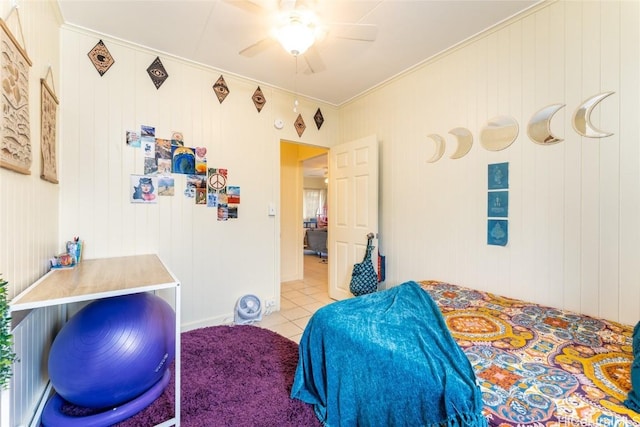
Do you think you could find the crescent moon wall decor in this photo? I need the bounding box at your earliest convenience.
[449,127,473,159]
[572,91,615,138]
[527,103,566,145]
[426,134,445,163]
[480,116,519,151]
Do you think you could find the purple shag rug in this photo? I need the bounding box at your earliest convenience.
[54,325,321,427]
[118,325,321,427]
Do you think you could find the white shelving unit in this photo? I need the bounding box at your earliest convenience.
[10,254,181,427]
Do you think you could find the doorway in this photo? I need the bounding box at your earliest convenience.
[302,153,328,265]
[280,141,328,284]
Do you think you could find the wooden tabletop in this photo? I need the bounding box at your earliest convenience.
[10,254,178,312]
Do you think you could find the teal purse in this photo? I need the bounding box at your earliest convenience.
[349,233,378,297]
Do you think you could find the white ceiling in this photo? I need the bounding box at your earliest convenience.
[56,0,539,106]
[303,153,328,177]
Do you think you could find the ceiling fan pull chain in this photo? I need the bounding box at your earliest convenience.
[293,55,299,113]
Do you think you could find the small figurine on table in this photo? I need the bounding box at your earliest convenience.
[66,237,83,263]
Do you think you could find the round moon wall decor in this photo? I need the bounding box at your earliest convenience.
[480,116,519,151]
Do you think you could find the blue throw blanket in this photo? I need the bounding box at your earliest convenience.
[291,281,487,427]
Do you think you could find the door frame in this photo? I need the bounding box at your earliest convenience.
[279,140,329,284]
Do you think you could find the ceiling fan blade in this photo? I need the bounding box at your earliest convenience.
[239,37,277,57]
[303,45,325,74]
[329,23,377,42]
[222,0,268,15]
[279,0,297,11]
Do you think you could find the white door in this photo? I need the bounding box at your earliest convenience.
[328,135,379,300]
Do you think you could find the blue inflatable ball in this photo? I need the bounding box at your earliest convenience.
[48,293,175,409]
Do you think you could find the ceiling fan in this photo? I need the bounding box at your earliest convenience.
[225,0,378,74]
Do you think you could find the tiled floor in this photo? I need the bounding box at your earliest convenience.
[258,253,332,344]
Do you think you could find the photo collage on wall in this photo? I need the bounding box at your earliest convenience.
[126,125,239,221]
[487,162,508,246]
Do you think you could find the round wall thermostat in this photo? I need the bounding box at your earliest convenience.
[274,119,284,129]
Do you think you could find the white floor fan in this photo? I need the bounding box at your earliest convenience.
[234,294,263,325]
[225,0,378,73]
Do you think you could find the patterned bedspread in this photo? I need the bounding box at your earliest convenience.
[419,280,640,427]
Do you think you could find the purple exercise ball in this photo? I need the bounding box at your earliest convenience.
[48,293,175,409]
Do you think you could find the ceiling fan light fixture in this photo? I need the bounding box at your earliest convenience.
[274,13,318,56]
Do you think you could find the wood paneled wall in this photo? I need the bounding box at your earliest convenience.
[339,0,640,324]
[0,0,61,298]
[59,27,338,330]
[0,1,62,424]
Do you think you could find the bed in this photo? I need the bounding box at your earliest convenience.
[292,280,640,427]
[420,280,639,426]
[291,281,487,426]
